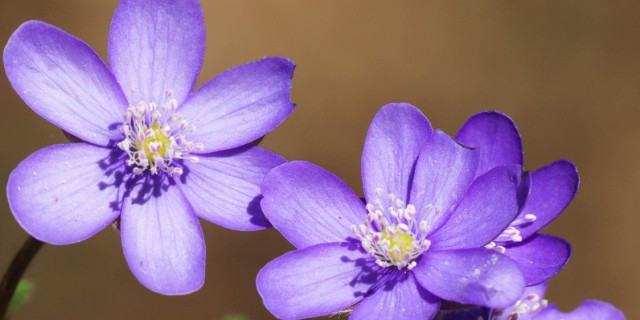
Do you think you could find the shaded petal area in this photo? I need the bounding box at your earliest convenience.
[7,144,120,245]
[121,183,205,295]
[455,111,523,177]
[108,0,205,105]
[361,103,432,203]
[350,273,439,320]
[409,130,479,230]
[429,165,523,250]
[179,57,296,153]
[177,146,284,231]
[437,308,490,320]
[4,21,127,146]
[261,161,366,249]
[256,242,375,320]
[413,248,525,309]
[535,300,626,320]
[504,234,571,286]
[518,160,579,239]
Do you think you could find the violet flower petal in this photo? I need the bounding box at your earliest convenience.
[349,273,440,320]
[409,130,479,230]
[534,300,626,320]
[256,242,374,320]
[413,248,525,309]
[177,146,285,231]
[361,103,432,203]
[518,160,579,239]
[504,234,571,286]
[179,57,296,153]
[121,184,205,295]
[455,111,523,177]
[7,144,120,245]
[429,165,523,250]
[108,0,205,105]
[261,161,366,249]
[4,21,128,146]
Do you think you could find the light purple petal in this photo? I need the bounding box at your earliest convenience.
[178,57,296,153]
[409,130,479,231]
[4,21,127,146]
[108,0,205,105]
[504,234,571,286]
[534,300,626,320]
[429,165,523,250]
[518,160,579,239]
[350,273,439,320]
[256,242,374,320]
[361,103,433,204]
[413,248,525,309]
[261,161,366,249]
[7,144,120,245]
[177,146,285,231]
[121,183,205,295]
[455,111,523,177]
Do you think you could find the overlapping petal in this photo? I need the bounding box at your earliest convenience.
[256,242,374,320]
[350,273,439,320]
[4,21,127,146]
[108,0,205,105]
[179,57,296,153]
[518,160,579,239]
[177,146,285,231]
[261,161,366,249]
[429,165,523,250]
[409,130,479,230]
[413,248,525,309]
[121,183,205,295]
[504,234,571,286]
[455,111,523,177]
[361,103,432,203]
[535,300,626,320]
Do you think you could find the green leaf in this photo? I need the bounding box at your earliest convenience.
[221,314,251,320]
[9,279,34,311]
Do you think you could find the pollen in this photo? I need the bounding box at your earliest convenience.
[117,92,203,176]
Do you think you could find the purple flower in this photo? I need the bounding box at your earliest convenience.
[256,103,527,320]
[456,112,579,285]
[438,282,626,320]
[4,0,294,294]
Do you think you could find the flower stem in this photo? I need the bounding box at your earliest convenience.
[0,236,43,319]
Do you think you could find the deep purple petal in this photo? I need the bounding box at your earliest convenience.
[177,146,285,231]
[534,300,626,320]
[179,57,296,153]
[504,234,571,286]
[7,144,120,245]
[261,161,366,249]
[350,273,439,320]
[409,130,479,230]
[429,165,523,250]
[437,308,490,320]
[413,248,525,309]
[361,103,433,204]
[121,184,205,295]
[518,160,579,239]
[4,21,127,146]
[108,0,205,105]
[256,242,374,320]
[455,111,523,177]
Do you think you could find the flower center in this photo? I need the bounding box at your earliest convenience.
[493,292,548,320]
[117,96,203,176]
[485,214,537,253]
[352,188,432,270]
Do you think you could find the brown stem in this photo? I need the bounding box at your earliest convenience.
[0,236,43,319]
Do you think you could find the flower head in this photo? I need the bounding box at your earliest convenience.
[4,0,295,294]
[257,103,527,320]
[456,111,579,285]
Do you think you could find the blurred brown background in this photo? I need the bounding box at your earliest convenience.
[1,1,639,319]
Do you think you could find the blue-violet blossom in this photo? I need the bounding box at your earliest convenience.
[256,103,528,320]
[4,0,295,295]
[456,112,579,285]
